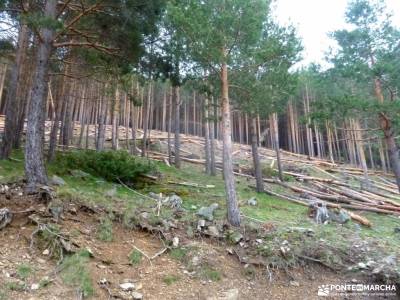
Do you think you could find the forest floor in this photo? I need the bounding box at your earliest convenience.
[0,148,399,300]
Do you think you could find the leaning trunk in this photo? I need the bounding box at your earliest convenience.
[25,0,57,191]
[221,61,240,226]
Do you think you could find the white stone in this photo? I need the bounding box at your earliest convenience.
[120,282,135,291]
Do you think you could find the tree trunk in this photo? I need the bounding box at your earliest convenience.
[173,85,181,168]
[220,60,240,226]
[203,96,211,174]
[1,22,29,159]
[25,0,57,191]
[209,96,216,176]
[271,113,284,181]
[373,76,400,191]
[167,86,172,164]
[112,85,120,150]
[250,117,264,192]
[141,84,150,157]
[96,96,108,151]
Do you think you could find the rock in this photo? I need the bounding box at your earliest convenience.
[70,169,90,179]
[140,212,149,219]
[50,175,66,186]
[220,289,239,300]
[357,262,367,269]
[207,226,220,237]
[119,282,135,291]
[197,203,219,221]
[328,209,350,224]
[394,227,400,233]
[165,194,183,209]
[105,187,117,197]
[191,256,200,267]
[47,199,64,222]
[247,197,257,206]
[42,249,50,256]
[197,219,206,229]
[135,282,143,290]
[186,226,194,238]
[228,232,243,244]
[290,281,300,287]
[0,208,12,230]
[0,185,9,194]
[148,192,161,200]
[132,291,143,299]
[172,236,179,248]
[31,283,40,290]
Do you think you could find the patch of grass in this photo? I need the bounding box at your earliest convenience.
[5,282,26,292]
[129,249,142,265]
[169,247,188,261]
[39,277,51,288]
[0,288,8,300]
[163,274,180,285]
[200,265,221,282]
[97,215,113,242]
[16,264,33,280]
[60,250,93,297]
[0,150,24,182]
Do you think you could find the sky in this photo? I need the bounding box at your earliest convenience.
[274,0,400,67]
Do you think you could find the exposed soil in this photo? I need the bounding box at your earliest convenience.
[0,194,393,300]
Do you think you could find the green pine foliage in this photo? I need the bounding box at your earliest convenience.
[53,150,157,185]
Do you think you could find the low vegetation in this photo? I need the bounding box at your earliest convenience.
[59,250,94,297]
[53,150,157,185]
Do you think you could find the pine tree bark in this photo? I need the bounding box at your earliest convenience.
[203,96,211,174]
[112,85,120,150]
[96,95,108,151]
[25,0,57,191]
[209,95,216,176]
[173,85,181,168]
[220,60,240,226]
[141,84,151,157]
[271,113,284,181]
[1,22,29,159]
[250,117,264,192]
[167,86,173,164]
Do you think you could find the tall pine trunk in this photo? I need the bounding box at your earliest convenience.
[221,61,240,226]
[1,22,29,159]
[25,0,57,191]
[203,96,211,174]
[250,117,264,192]
[173,85,181,168]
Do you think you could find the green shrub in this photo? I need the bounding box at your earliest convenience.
[97,215,113,242]
[129,249,142,265]
[53,150,157,185]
